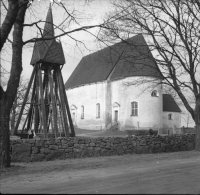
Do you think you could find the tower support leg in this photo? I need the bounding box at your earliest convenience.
[14,65,36,135]
[48,68,58,137]
[57,68,75,137]
[55,68,70,136]
[37,63,47,137]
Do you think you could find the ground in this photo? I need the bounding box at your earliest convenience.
[1,150,200,194]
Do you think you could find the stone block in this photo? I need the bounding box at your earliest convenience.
[173,145,180,152]
[31,154,46,162]
[80,144,87,149]
[68,142,74,147]
[113,148,124,155]
[73,148,82,153]
[94,147,101,151]
[187,142,195,151]
[131,141,137,146]
[125,149,133,154]
[66,153,75,159]
[61,144,68,149]
[49,145,58,150]
[81,150,90,158]
[32,146,40,154]
[36,140,44,147]
[165,145,173,152]
[90,142,96,147]
[74,144,80,148]
[65,148,73,153]
[136,145,146,154]
[140,140,147,146]
[61,140,67,144]
[127,144,134,149]
[45,139,55,145]
[74,152,81,158]
[123,146,127,150]
[146,145,153,153]
[180,145,187,151]
[11,143,31,162]
[93,151,101,157]
[40,147,51,154]
[47,150,66,161]
[28,139,36,144]
[100,149,111,156]
[78,140,85,144]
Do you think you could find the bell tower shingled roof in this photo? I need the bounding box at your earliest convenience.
[30,3,65,65]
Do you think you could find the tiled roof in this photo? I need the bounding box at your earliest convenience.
[65,34,162,89]
[30,4,65,65]
[163,94,181,112]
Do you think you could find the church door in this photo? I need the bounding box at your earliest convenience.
[114,110,118,123]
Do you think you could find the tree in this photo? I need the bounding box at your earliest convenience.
[0,0,104,167]
[1,72,30,133]
[10,77,31,134]
[100,0,200,150]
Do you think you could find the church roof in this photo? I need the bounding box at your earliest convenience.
[163,94,181,112]
[65,34,162,89]
[30,4,65,65]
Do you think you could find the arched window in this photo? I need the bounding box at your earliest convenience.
[96,103,100,118]
[81,106,84,119]
[168,113,172,120]
[151,90,159,97]
[131,101,138,116]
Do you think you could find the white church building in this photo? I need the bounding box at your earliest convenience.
[65,34,181,133]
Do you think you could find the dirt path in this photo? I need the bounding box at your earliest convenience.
[1,151,200,194]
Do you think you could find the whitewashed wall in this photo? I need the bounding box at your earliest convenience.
[163,112,181,129]
[66,76,165,131]
[66,82,107,130]
[111,76,163,130]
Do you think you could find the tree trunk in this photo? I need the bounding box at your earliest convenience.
[0,1,28,167]
[195,93,200,151]
[0,91,11,167]
[0,0,19,50]
[10,98,17,134]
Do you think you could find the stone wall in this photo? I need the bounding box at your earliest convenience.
[10,134,195,163]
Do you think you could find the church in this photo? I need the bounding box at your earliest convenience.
[65,34,181,133]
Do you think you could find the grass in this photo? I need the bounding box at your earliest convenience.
[75,127,127,137]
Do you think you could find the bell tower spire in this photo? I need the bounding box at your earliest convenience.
[43,3,54,38]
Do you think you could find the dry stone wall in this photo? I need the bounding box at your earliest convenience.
[10,134,195,163]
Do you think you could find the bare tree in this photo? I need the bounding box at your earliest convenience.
[100,0,200,150]
[9,77,31,134]
[0,0,105,167]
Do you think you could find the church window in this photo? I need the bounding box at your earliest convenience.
[81,106,84,119]
[131,101,138,116]
[151,90,159,97]
[168,113,172,120]
[96,103,100,118]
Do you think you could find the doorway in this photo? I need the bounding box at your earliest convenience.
[114,110,118,123]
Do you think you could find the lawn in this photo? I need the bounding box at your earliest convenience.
[75,127,127,137]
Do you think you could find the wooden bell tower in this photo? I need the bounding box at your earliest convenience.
[14,4,75,138]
